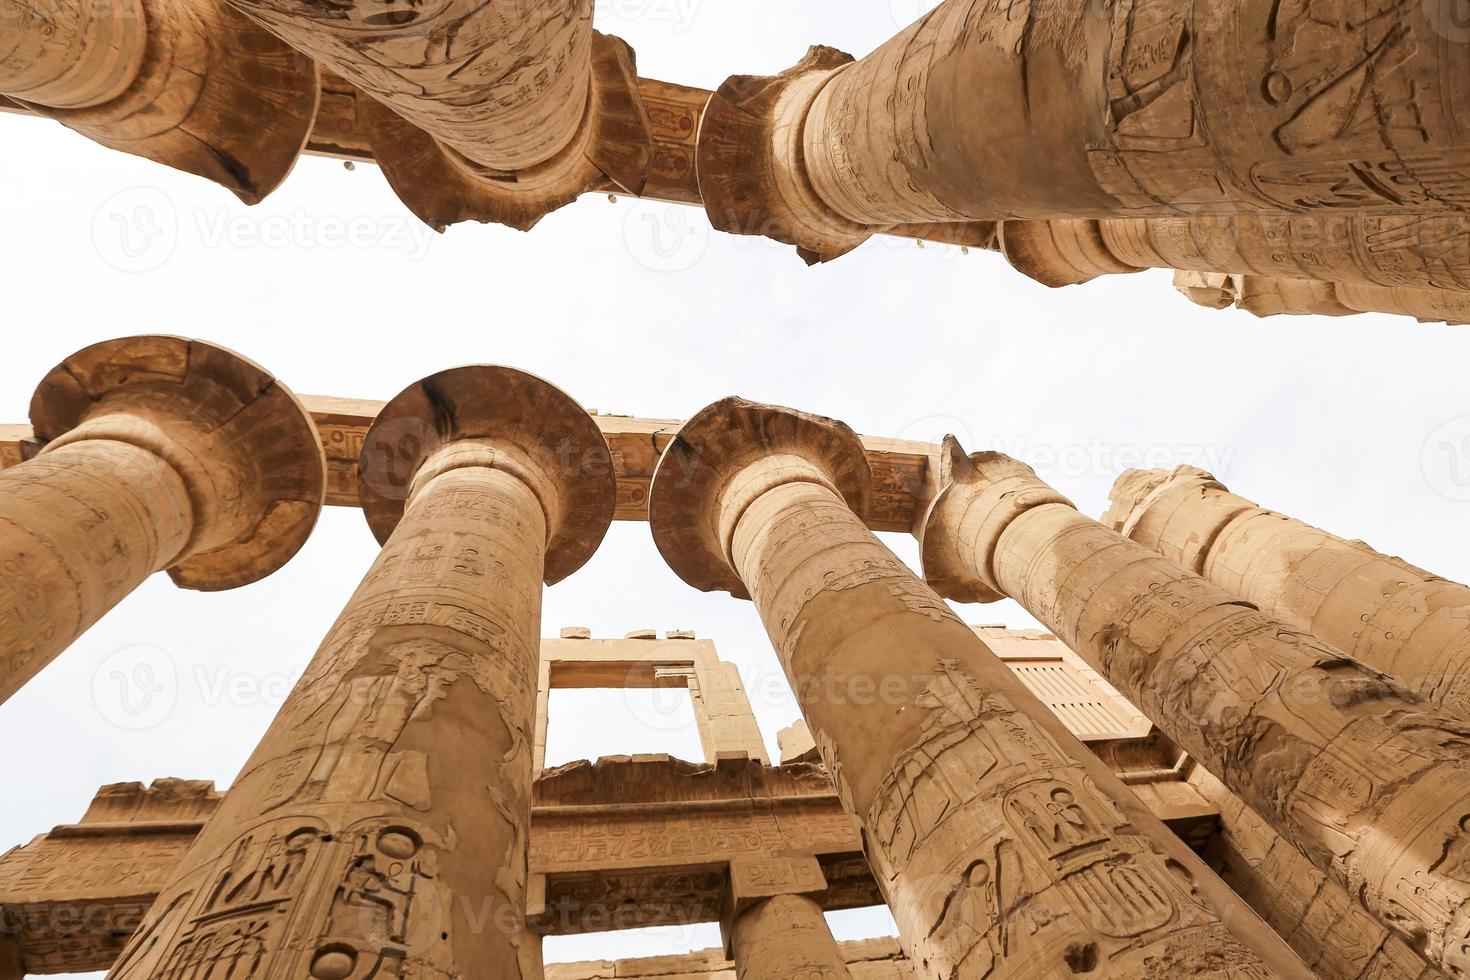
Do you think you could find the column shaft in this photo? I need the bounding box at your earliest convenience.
[1110,468,1470,718]
[0,934,20,980]
[0,0,146,107]
[108,463,547,979]
[0,441,191,702]
[728,480,1301,978]
[924,449,1470,975]
[731,894,852,980]
[799,0,1470,224]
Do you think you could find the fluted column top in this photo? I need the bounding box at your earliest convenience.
[29,335,325,591]
[359,365,615,584]
[648,397,869,598]
[1102,465,1227,533]
[920,437,1073,603]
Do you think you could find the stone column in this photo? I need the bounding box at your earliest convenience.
[106,366,615,980]
[695,3,1470,259]
[1106,465,1470,719]
[9,0,317,203]
[723,857,852,980]
[228,0,651,230]
[920,442,1470,976]
[0,336,324,706]
[649,399,1309,980]
[1003,215,1470,294]
[0,0,145,108]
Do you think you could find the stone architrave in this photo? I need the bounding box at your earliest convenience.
[649,398,1310,980]
[104,366,616,980]
[0,336,324,705]
[723,856,853,980]
[4,0,317,202]
[920,442,1470,976]
[1106,465,1470,719]
[695,2,1470,259]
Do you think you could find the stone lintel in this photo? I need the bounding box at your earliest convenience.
[0,404,940,534]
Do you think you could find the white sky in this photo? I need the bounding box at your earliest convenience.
[4,0,1470,974]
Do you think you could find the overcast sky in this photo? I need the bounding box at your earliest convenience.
[4,0,1470,974]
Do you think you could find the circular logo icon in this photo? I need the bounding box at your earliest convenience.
[623,202,710,273]
[360,417,440,501]
[1423,416,1470,501]
[622,685,701,735]
[91,186,179,273]
[92,643,177,730]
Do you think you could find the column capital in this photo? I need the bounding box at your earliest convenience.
[649,397,869,598]
[364,32,653,233]
[696,46,873,263]
[359,365,615,584]
[920,437,1071,603]
[30,335,325,592]
[1102,465,1224,534]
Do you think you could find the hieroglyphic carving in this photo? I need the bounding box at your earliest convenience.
[107,367,615,980]
[649,399,1309,979]
[921,444,1470,976]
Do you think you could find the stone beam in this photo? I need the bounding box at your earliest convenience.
[0,399,942,533]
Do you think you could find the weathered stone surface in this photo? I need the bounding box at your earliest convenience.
[696,0,1470,256]
[104,366,614,980]
[730,893,853,980]
[650,398,1307,980]
[0,336,324,705]
[1108,466,1470,720]
[1174,271,1470,325]
[8,0,317,202]
[1191,770,1437,980]
[921,441,1470,975]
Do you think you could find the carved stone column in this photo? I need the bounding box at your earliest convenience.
[649,399,1309,980]
[1172,271,1470,325]
[921,442,1470,976]
[8,0,317,202]
[0,0,146,108]
[1004,215,1470,294]
[723,857,852,980]
[106,367,615,980]
[0,336,324,705]
[696,3,1470,259]
[227,0,651,230]
[1106,465,1470,720]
